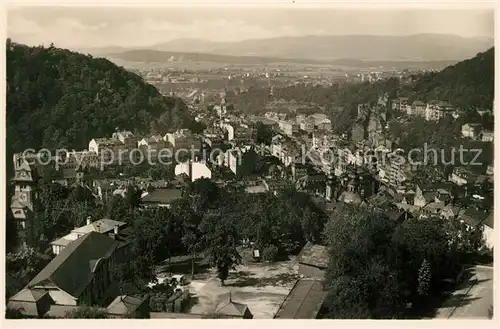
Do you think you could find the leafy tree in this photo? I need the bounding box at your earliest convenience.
[281,187,326,244]
[111,252,155,295]
[132,208,171,266]
[253,121,273,145]
[200,211,241,285]
[148,164,174,181]
[322,275,371,319]
[261,245,279,262]
[125,185,142,209]
[444,217,486,254]
[186,178,219,213]
[6,207,18,253]
[64,306,109,319]
[6,248,51,299]
[107,195,132,222]
[480,112,494,130]
[171,198,202,277]
[67,184,95,204]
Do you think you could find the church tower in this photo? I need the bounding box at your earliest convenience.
[266,72,274,101]
[10,154,39,248]
[219,88,228,119]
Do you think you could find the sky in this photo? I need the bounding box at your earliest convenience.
[7,6,495,49]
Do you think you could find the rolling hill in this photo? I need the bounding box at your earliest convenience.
[409,47,494,109]
[6,40,195,156]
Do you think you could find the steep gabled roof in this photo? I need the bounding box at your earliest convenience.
[12,158,37,182]
[9,288,49,302]
[141,188,182,204]
[107,295,145,315]
[7,288,54,317]
[459,208,492,228]
[28,232,119,298]
[10,198,27,209]
[215,297,250,317]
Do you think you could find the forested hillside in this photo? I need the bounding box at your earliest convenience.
[411,47,494,109]
[6,40,194,154]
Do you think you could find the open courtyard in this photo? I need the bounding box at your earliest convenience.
[159,257,300,318]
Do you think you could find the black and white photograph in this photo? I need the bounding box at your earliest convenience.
[3,2,496,321]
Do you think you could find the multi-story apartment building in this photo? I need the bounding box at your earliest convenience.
[164,130,202,161]
[425,101,454,121]
[88,138,127,164]
[165,129,202,150]
[295,114,306,125]
[138,134,166,151]
[410,101,427,117]
[300,117,315,133]
[386,153,411,189]
[391,97,409,112]
[112,130,137,150]
[174,160,212,182]
[278,120,297,136]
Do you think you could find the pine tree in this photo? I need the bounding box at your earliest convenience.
[417,259,431,296]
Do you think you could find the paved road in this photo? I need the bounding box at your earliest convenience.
[435,265,493,319]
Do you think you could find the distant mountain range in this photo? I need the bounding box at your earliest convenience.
[105,48,458,69]
[107,33,492,62]
[107,49,322,65]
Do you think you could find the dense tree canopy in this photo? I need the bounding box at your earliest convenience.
[5,248,51,299]
[321,205,486,319]
[410,48,494,110]
[253,121,274,145]
[28,181,101,247]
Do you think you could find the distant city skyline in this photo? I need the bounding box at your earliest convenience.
[7,7,494,49]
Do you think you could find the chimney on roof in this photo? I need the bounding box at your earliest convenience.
[86,216,91,225]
